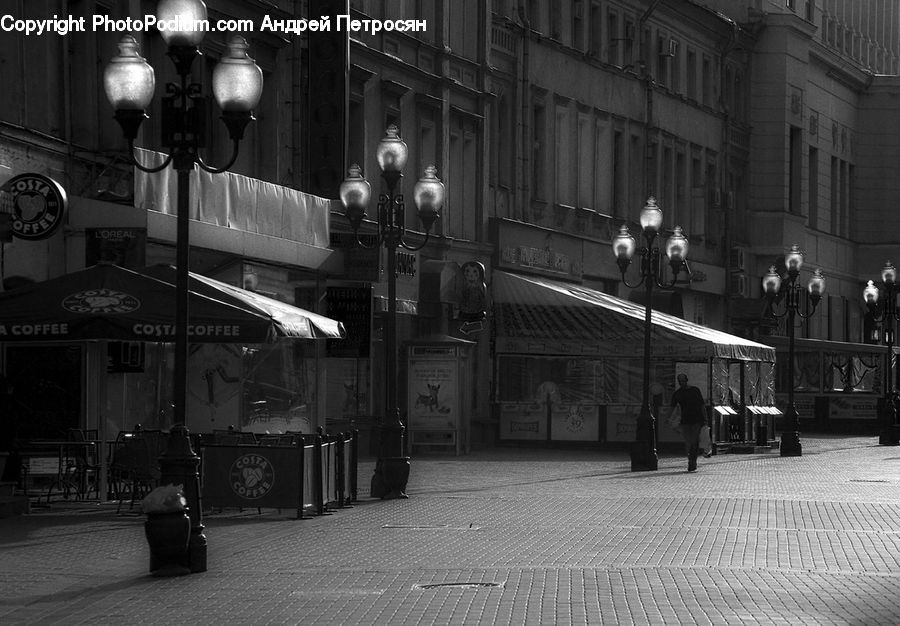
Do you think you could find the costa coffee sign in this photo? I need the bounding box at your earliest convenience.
[2,173,67,240]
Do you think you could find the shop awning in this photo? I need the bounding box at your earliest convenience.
[492,271,775,361]
[0,263,345,343]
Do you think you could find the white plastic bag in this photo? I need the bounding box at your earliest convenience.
[699,425,711,454]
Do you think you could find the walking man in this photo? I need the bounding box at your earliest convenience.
[670,373,707,472]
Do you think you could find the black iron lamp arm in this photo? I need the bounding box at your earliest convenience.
[618,246,684,290]
[616,248,648,289]
[196,138,241,174]
[768,279,820,320]
[127,138,173,173]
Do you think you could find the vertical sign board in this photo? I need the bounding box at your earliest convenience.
[407,347,459,432]
[326,286,372,357]
[307,0,349,197]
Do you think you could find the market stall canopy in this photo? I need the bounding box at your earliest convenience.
[0,263,344,343]
[492,271,775,361]
[143,264,345,339]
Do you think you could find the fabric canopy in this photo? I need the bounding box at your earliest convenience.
[492,271,775,362]
[0,263,345,343]
[143,264,345,339]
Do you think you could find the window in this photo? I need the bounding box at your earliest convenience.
[612,130,624,215]
[589,2,602,57]
[573,0,585,50]
[656,35,668,86]
[789,126,802,215]
[577,112,593,207]
[829,156,839,234]
[533,103,547,200]
[686,48,697,101]
[670,40,681,93]
[550,3,562,39]
[808,147,818,229]
[701,55,712,106]
[623,19,634,67]
[555,104,573,205]
[607,11,619,66]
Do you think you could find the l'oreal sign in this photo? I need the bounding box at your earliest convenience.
[1,173,68,241]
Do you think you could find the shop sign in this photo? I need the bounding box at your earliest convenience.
[501,245,573,274]
[86,228,147,269]
[492,218,583,279]
[2,173,67,240]
[326,286,371,358]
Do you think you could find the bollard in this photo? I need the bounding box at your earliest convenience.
[142,484,191,577]
[158,424,207,573]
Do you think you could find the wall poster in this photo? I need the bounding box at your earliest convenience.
[407,358,458,431]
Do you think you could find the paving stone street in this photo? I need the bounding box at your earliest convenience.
[1,436,899,625]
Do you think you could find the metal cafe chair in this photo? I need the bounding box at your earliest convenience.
[64,428,101,500]
[108,435,157,514]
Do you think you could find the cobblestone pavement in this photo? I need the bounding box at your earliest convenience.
[1,436,898,625]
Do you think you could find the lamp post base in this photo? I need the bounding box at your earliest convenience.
[779,431,802,457]
[879,427,900,446]
[370,457,410,499]
[630,444,658,472]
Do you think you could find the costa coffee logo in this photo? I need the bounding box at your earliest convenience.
[62,289,140,314]
[229,453,275,499]
[2,173,67,240]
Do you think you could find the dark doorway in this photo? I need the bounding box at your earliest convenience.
[2,345,82,445]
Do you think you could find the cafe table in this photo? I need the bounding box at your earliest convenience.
[20,439,98,503]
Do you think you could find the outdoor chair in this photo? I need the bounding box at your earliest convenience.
[64,428,100,500]
[108,436,157,513]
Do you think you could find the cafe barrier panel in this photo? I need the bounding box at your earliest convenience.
[200,430,358,519]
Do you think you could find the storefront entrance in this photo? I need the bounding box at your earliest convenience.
[2,345,82,444]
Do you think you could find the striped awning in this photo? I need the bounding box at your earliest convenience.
[492,271,775,361]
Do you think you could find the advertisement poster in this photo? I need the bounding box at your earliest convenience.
[325,358,370,419]
[499,402,547,440]
[605,404,635,442]
[407,359,457,431]
[827,395,878,420]
[550,404,599,441]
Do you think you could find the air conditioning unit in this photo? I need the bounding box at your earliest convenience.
[729,246,746,272]
[729,272,749,298]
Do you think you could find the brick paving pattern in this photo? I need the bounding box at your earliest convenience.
[1,436,898,624]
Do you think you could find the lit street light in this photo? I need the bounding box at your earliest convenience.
[339,126,444,498]
[612,197,690,472]
[863,261,900,446]
[104,0,263,572]
[762,245,826,457]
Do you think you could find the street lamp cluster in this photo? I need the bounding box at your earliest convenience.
[863,261,900,446]
[339,126,445,499]
[103,0,263,572]
[762,244,826,457]
[612,197,690,472]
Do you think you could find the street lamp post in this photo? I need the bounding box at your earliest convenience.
[762,244,826,457]
[339,126,444,499]
[104,0,263,572]
[611,197,690,472]
[863,261,900,446]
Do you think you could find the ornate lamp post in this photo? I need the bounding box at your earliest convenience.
[611,197,690,472]
[762,244,826,457]
[339,126,444,498]
[863,261,900,446]
[103,0,263,572]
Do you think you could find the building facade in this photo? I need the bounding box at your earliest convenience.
[2,0,900,450]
